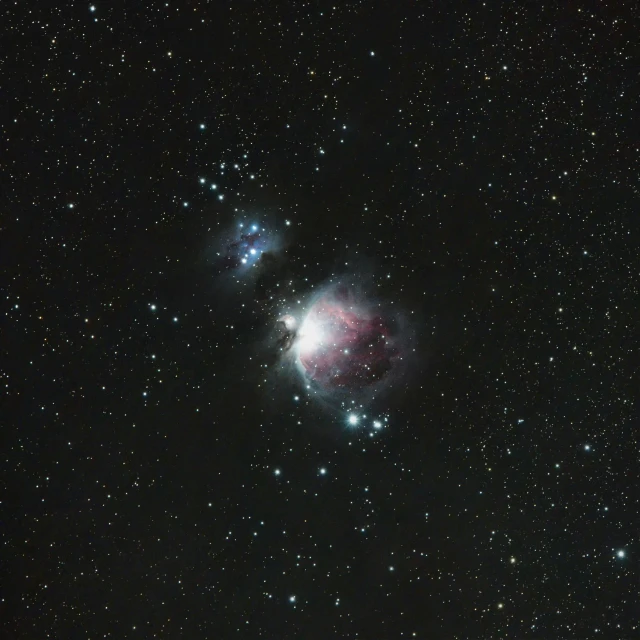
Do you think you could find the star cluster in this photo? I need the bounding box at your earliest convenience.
[218,223,271,270]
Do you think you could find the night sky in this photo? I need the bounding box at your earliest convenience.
[3,2,638,638]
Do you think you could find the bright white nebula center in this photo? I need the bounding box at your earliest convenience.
[298,315,324,352]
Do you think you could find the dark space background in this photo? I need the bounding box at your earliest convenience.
[2,2,638,638]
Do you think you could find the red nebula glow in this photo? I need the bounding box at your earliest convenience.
[297,289,398,391]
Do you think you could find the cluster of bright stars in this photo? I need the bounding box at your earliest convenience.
[273,467,327,477]
[239,223,261,265]
[148,303,178,323]
[199,176,225,201]
[347,413,388,434]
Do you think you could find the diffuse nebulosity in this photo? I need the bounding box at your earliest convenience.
[215,220,413,425]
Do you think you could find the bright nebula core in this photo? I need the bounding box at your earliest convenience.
[292,285,401,395]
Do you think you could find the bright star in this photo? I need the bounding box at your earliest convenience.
[348,414,359,426]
